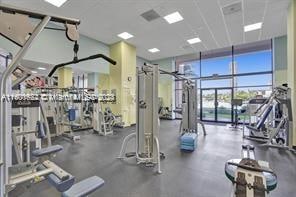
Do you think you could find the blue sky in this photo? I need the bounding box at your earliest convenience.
[183,50,272,88]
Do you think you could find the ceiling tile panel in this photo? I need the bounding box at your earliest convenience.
[243,0,266,25]
[223,8,244,45]
[194,0,231,48]
[2,0,290,61]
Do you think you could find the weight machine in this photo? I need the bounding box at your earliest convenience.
[173,79,206,151]
[11,100,52,164]
[154,69,202,136]
[93,105,124,136]
[55,88,95,141]
[243,85,294,152]
[225,145,277,197]
[118,63,162,174]
[0,4,116,196]
[176,80,206,136]
[160,69,206,137]
[158,97,173,119]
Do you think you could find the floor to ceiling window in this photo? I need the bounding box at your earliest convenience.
[175,40,273,123]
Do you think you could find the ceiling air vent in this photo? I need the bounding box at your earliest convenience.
[181,45,193,51]
[222,2,242,15]
[141,9,160,22]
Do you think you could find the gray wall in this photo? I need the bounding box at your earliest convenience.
[152,58,175,82]
[136,56,149,67]
[274,36,287,70]
[0,22,110,73]
[273,35,288,86]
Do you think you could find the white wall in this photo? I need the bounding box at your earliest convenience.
[0,22,110,73]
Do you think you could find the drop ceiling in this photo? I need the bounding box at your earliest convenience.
[2,0,291,61]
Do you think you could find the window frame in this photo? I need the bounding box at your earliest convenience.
[174,39,273,121]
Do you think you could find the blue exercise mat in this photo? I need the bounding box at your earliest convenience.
[180,133,197,151]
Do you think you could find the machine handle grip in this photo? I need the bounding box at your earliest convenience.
[88,54,116,65]
[48,54,116,77]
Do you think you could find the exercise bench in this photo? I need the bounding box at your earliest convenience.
[33,145,105,196]
[62,176,105,197]
[32,145,63,157]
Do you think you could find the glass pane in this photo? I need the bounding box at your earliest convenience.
[201,78,232,88]
[234,86,272,103]
[197,88,201,119]
[217,89,232,122]
[233,50,272,74]
[201,89,215,121]
[234,74,272,87]
[234,86,273,123]
[201,56,232,77]
[178,61,200,78]
[175,90,182,119]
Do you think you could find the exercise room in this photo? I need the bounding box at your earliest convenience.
[0,0,295,197]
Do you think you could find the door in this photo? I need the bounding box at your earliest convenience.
[201,88,233,122]
[216,89,232,122]
[201,89,216,121]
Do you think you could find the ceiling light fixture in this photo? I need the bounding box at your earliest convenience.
[148,48,160,53]
[117,32,134,40]
[187,37,201,44]
[244,22,262,32]
[37,67,46,70]
[44,0,68,7]
[164,12,183,24]
[31,71,38,74]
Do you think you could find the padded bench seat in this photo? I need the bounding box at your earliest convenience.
[246,125,259,132]
[37,159,75,192]
[32,145,63,157]
[62,176,105,197]
[246,105,273,132]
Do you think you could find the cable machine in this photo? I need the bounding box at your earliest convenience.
[161,69,206,151]
[0,4,115,196]
[118,63,162,174]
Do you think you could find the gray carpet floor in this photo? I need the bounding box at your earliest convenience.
[10,120,296,197]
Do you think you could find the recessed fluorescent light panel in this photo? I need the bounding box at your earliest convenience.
[244,22,262,32]
[31,71,37,74]
[164,12,183,24]
[44,0,68,7]
[187,37,201,44]
[117,32,134,40]
[37,67,46,70]
[148,48,160,53]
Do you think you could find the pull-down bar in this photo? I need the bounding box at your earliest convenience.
[159,69,190,81]
[144,63,191,81]
[0,3,80,25]
[48,54,117,77]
